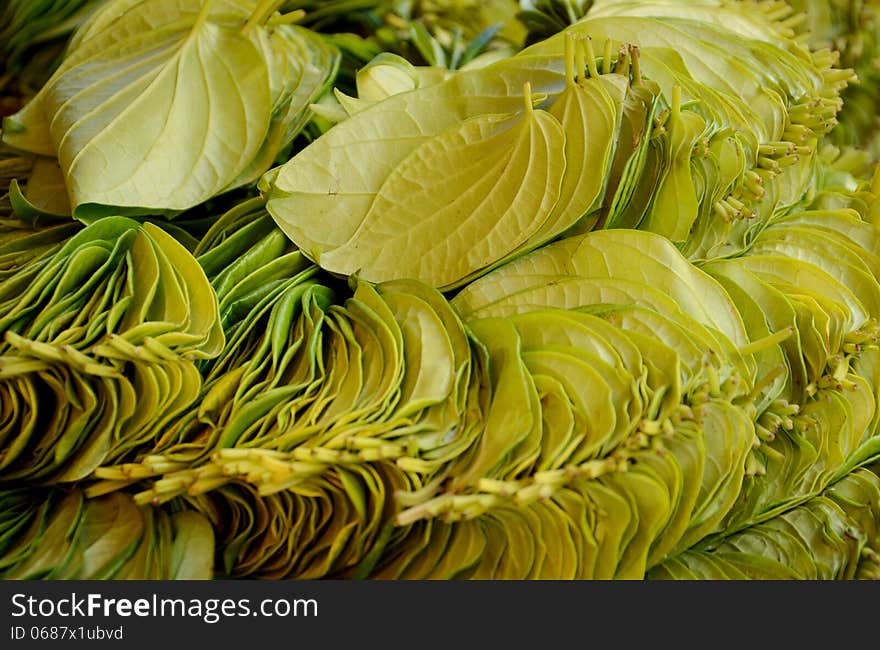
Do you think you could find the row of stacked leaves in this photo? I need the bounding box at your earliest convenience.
[1,0,880,579]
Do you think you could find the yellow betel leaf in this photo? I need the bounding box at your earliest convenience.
[320,97,567,289]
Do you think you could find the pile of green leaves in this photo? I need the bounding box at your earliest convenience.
[2,0,880,580]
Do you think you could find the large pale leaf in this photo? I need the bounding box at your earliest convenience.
[318,104,566,289]
[2,0,337,221]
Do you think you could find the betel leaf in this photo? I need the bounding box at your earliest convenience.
[638,86,708,242]
[523,45,622,246]
[452,229,749,351]
[319,100,566,289]
[10,157,71,221]
[262,38,631,289]
[169,510,214,580]
[1,0,338,222]
[244,54,556,255]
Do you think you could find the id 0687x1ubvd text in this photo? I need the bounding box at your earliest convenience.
[11,625,123,641]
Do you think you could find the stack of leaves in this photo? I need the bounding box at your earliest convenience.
[699,207,880,530]
[363,229,751,578]
[358,215,879,577]
[0,487,214,579]
[84,226,776,578]
[650,460,880,579]
[529,0,857,260]
[262,0,861,286]
[785,0,880,157]
[0,218,223,485]
[89,206,488,576]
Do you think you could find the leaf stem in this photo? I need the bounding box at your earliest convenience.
[269,9,306,26]
[671,84,682,123]
[631,44,641,84]
[602,39,613,75]
[194,0,219,31]
[584,36,599,80]
[574,37,585,82]
[739,327,795,356]
[615,44,630,76]
[243,0,285,33]
[564,32,575,87]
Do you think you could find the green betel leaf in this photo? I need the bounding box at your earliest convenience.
[169,510,215,580]
[452,317,540,487]
[1,490,83,580]
[638,87,707,242]
[11,157,72,221]
[1,0,338,221]
[261,57,546,258]
[521,67,620,246]
[319,100,566,289]
[75,493,145,579]
[452,229,750,359]
[380,289,456,417]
